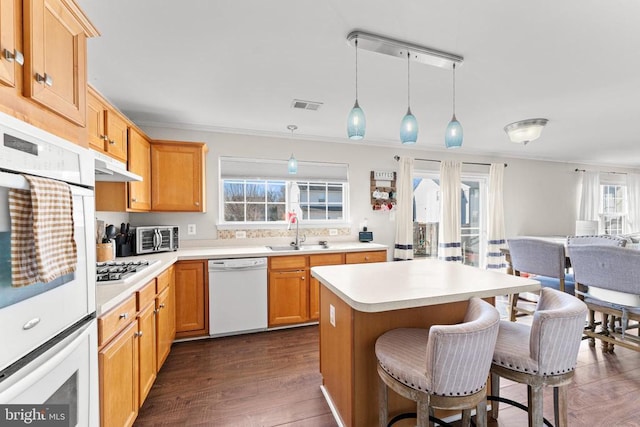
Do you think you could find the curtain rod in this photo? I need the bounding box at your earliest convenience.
[574,168,627,175]
[394,155,507,167]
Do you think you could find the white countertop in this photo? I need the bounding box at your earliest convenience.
[311,258,541,313]
[95,242,387,316]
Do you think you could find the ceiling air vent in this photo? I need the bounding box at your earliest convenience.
[291,99,323,111]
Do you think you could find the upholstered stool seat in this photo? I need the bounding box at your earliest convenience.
[375,297,500,427]
[490,288,588,427]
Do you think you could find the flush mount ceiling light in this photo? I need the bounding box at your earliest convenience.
[504,118,549,145]
[287,125,298,174]
[346,31,463,145]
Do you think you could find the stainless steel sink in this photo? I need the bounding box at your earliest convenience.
[267,244,329,251]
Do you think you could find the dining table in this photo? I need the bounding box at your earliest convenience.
[311,258,540,427]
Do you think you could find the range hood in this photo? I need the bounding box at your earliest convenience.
[92,149,142,182]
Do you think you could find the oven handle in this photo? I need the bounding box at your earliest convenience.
[0,170,93,196]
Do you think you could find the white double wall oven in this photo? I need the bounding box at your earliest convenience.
[0,112,98,426]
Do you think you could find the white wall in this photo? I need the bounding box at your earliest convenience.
[125,125,639,251]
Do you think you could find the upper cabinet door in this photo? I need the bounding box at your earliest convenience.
[151,141,207,212]
[104,109,127,162]
[22,0,98,126]
[128,128,151,211]
[0,0,18,87]
[87,87,107,151]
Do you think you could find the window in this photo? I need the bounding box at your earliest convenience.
[600,184,626,235]
[219,157,348,225]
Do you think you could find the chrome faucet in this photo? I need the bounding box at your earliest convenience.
[288,215,306,249]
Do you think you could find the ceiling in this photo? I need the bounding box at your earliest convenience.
[77,0,640,168]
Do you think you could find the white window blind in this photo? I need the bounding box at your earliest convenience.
[220,157,349,182]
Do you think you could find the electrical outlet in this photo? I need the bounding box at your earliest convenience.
[187,224,196,235]
[235,230,247,239]
[329,229,338,236]
[329,304,336,327]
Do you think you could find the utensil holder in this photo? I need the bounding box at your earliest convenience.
[96,243,114,262]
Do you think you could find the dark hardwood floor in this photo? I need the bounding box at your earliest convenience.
[135,323,640,427]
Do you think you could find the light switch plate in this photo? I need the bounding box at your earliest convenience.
[187,224,196,235]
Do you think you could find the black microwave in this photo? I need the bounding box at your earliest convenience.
[132,226,179,255]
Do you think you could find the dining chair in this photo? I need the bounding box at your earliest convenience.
[506,237,575,321]
[490,288,588,427]
[375,297,500,427]
[566,234,627,247]
[567,244,640,353]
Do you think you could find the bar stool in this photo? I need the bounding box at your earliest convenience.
[490,288,587,427]
[375,298,500,427]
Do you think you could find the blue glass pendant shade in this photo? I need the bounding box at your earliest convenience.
[347,100,366,140]
[288,154,298,174]
[445,114,463,149]
[400,108,418,144]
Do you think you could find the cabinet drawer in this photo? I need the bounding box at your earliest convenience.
[137,279,156,311]
[345,250,387,264]
[98,294,137,347]
[269,255,307,270]
[309,253,344,267]
[156,266,173,293]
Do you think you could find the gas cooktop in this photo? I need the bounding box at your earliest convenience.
[96,259,160,284]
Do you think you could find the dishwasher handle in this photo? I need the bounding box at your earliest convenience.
[209,257,268,271]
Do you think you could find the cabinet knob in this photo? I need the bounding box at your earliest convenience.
[108,139,116,145]
[100,135,108,141]
[131,198,137,202]
[194,201,200,206]
[119,312,128,319]
[3,49,24,65]
[301,276,305,280]
[135,331,143,337]
[35,73,53,87]
[159,303,166,309]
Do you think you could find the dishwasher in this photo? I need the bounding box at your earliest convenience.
[208,258,268,337]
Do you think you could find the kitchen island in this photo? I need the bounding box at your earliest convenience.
[311,258,540,427]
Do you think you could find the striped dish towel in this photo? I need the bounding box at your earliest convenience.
[8,175,77,287]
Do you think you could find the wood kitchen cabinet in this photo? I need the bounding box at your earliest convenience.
[99,266,176,425]
[0,0,18,87]
[87,86,128,162]
[345,250,387,264]
[94,125,152,212]
[127,127,151,211]
[155,266,175,370]
[0,0,96,146]
[151,140,208,212]
[22,0,98,126]
[268,250,387,327]
[136,280,157,407]
[268,256,308,327]
[309,253,344,321]
[174,260,209,339]
[98,298,139,427]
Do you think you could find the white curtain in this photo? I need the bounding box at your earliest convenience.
[487,163,507,270]
[626,173,640,233]
[438,160,462,262]
[578,171,600,221]
[394,156,414,260]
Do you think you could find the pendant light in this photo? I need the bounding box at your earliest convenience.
[400,51,418,144]
[445,63,463,149]
[347,38,366,140]
[287,125,298,174]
